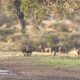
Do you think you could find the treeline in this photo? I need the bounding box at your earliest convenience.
[0,0,80,51]
[0,0,80,26]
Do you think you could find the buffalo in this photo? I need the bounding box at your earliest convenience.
[77,49,80,58]
[20,45,34,56]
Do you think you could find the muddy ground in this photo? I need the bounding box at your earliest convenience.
[0,56,80,80]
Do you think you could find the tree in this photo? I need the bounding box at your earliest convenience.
[13,0,25,30]
[0,0,80,29]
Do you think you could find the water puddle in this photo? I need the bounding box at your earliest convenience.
[0,70,16,76]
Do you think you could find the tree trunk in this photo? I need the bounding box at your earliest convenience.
[13,0,25,30]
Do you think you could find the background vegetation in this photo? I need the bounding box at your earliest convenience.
[0,0,80,51]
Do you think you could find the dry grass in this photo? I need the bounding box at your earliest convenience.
[0,52,80,80]
[0,50,79,58]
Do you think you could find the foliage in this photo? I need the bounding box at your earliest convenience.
[0,0,80,51]
[0,0,80,20]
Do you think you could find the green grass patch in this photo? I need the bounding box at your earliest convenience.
[30,56,80,68]
[0,56,80,69]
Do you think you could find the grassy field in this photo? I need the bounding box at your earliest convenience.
[0,54,80,80]
[0,55,80,69]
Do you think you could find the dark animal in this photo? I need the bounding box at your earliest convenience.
[51,46,59,56]
[60,46,69,54]
[20,45,34,56]
[77,49,80,58]
[51,46,69,56]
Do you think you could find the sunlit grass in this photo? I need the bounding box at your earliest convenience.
[0,53,80,69]
[21,56,80,69]
[33,56,80,68]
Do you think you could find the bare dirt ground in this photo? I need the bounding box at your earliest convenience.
[0,56,80,80]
